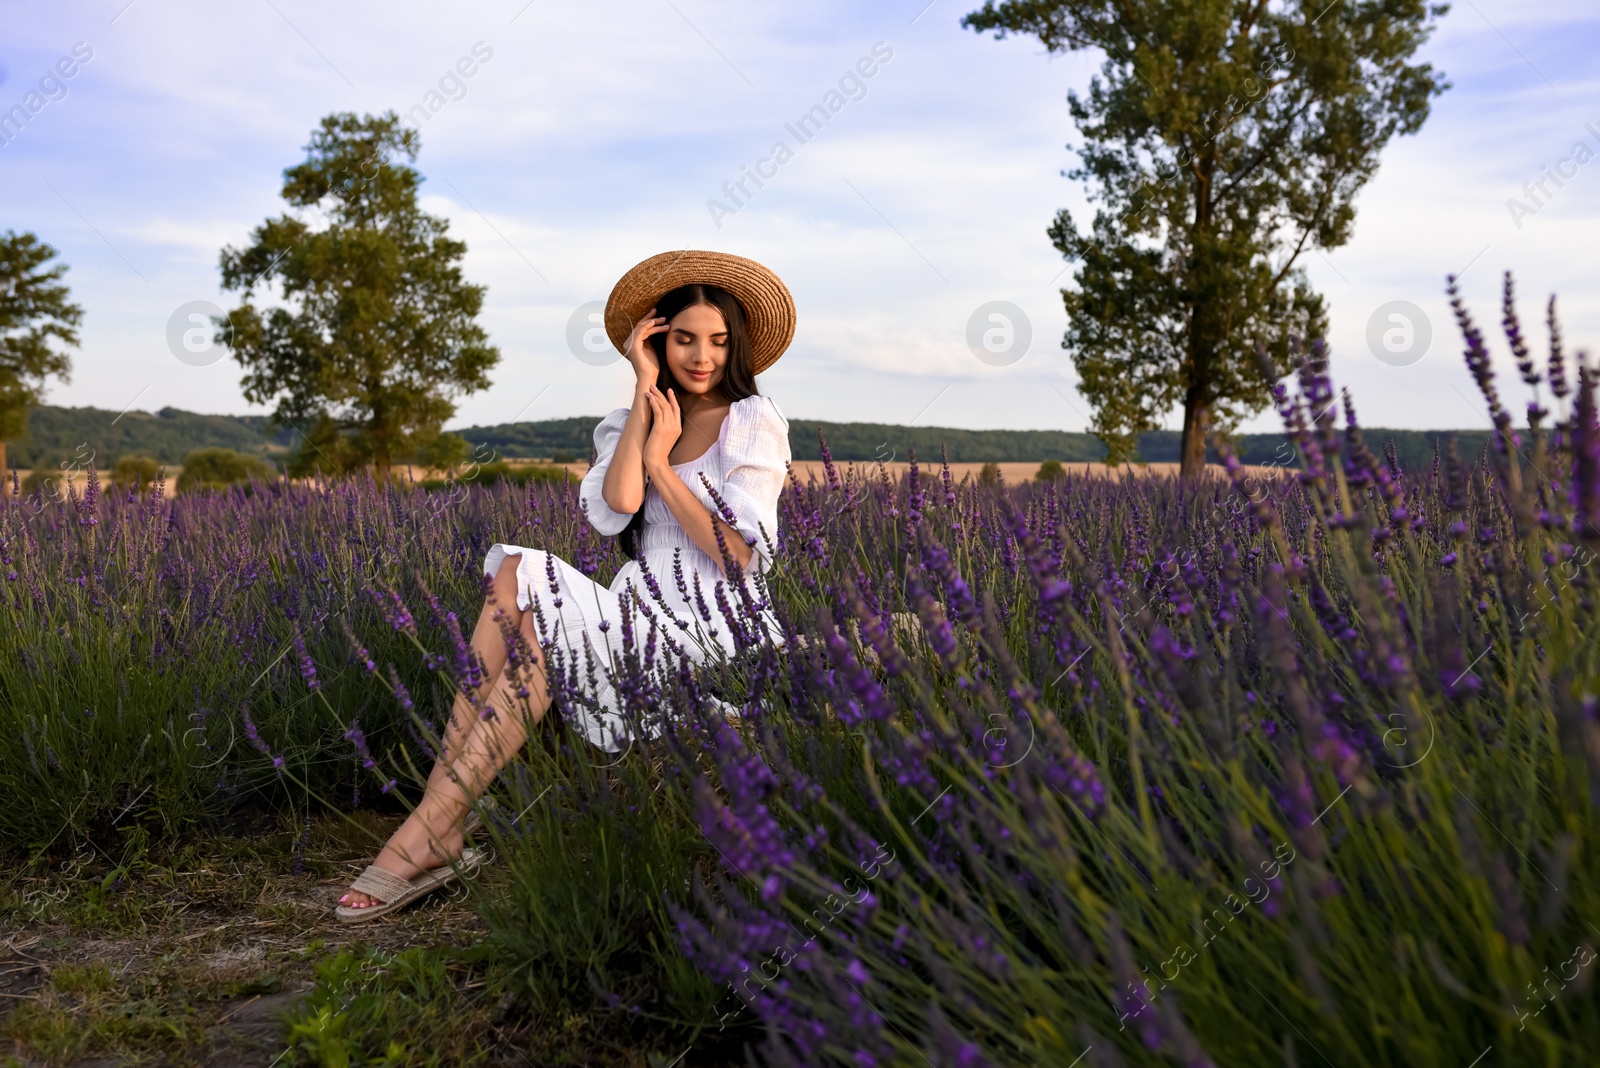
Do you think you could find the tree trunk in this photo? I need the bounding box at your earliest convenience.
[1179,143,1218,483]
[0,439,8,497]
[1179,392,1209,481]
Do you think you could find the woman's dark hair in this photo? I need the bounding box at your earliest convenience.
[616,283,760,560]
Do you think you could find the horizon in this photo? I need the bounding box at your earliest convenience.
[25,399,1493,437]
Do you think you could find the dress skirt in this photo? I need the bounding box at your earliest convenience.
[481,541,784,752]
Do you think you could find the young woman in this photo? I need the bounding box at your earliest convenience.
[337,250,794,920]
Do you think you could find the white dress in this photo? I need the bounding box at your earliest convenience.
[481,393,791,751]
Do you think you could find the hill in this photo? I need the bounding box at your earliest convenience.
[9,406,297,470]
[7,404,1493,476]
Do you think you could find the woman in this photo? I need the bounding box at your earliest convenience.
[337,250,795,921]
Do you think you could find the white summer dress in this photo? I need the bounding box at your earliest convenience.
[481,393,791,751]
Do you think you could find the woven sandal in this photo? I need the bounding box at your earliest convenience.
[335,847,483,924]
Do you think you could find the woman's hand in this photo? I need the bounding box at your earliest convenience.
[640,385,682,474]
[623,307,668,391]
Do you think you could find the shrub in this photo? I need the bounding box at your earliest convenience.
[417,462,577,492]
[174,447,276,494]
[18,469,67,499]
[110,454,163,491]
[977,461,1001,486]
[1035,458,1065,481]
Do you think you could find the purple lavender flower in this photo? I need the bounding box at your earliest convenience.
[292,626,319,691]
[241,703,285,775]
[343,717,376,769]
[1548,295,1569,400]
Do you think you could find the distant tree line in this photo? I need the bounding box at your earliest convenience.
[12,403,1495,479]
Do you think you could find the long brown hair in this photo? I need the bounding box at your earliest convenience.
[617,283,760,560]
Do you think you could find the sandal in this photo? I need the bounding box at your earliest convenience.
[335,847,484,924]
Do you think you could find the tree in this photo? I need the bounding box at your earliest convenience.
[0,231,83,495]
[219,111,499,482]
[964,1,1448,478]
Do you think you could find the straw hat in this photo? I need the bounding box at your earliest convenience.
[604,250,796,375]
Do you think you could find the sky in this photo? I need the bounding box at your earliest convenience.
[2,0,1598,439]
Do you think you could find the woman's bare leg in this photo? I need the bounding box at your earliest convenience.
[341,553,550,909]
[436,604,552,808]
[423,554,530,793]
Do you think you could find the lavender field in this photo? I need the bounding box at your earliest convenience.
[3,283,1599,1066]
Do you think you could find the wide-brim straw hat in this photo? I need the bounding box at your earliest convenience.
[604,250,796,375]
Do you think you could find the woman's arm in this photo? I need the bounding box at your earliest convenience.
[600,308,670,515]
[639,384,755,575]
[600,383,655,515]
[645,462,755,574]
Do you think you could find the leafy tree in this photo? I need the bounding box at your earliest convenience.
[1035,458,1066,481]
[175,447,277,495]
[219,111,499,482]
[964,0,1448,477]
[0,231,82,495]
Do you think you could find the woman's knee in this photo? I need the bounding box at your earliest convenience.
[492,552,525,605]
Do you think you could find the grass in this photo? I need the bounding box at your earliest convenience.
[0,808,491,1067]
[0,802,745,1067]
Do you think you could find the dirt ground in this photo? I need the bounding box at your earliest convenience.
[0,811,488,1068]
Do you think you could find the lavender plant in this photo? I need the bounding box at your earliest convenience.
[0,466,623,847]
[652,274,1599,1066]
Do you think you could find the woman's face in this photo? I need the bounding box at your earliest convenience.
[662,302,728,396]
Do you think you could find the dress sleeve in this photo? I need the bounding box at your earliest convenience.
[579,407,636,536]
[718,395,792,572]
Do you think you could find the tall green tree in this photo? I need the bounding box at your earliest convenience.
[220,111,499,482]
[964,0,1448,477]
[0,231,83,496]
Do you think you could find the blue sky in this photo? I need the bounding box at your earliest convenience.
[3,0,1598,437]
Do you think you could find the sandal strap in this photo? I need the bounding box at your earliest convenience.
[348,864,415,902]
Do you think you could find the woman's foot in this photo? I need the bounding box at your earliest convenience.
[339,806,469,910]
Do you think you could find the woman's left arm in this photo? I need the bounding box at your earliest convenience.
[641,389,788,576]
[647,465,754,574]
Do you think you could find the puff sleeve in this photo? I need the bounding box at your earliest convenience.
[579,407,636,536]
[718,395,791,572]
